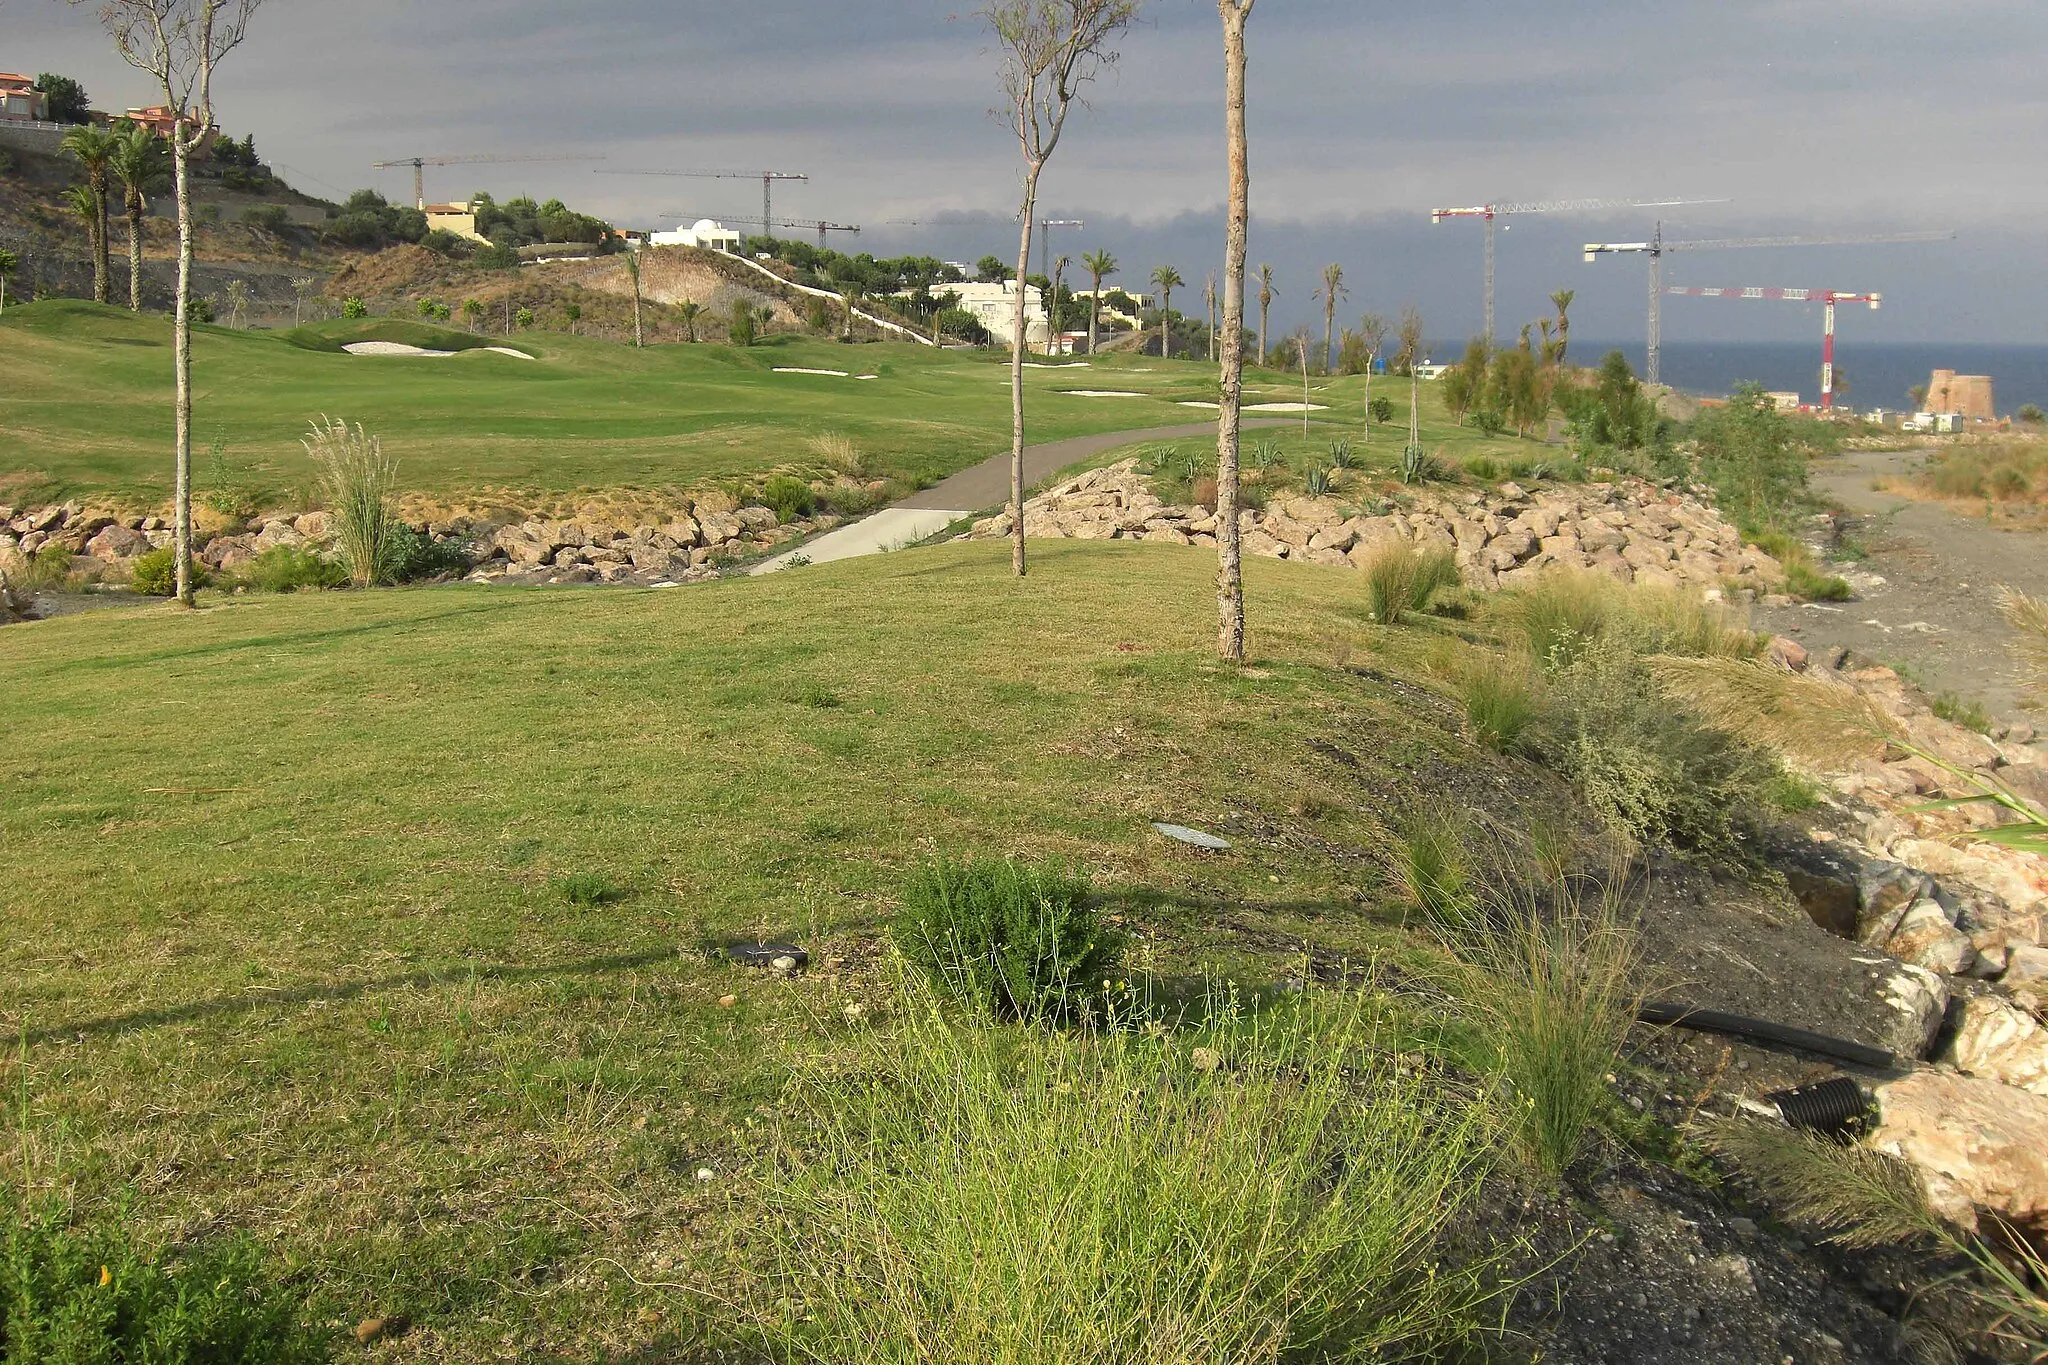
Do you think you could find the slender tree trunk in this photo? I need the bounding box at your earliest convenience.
[1324,303,1335,377]
[1159,291,1170,359]
[172,140,194,607]
[1215,1,1252,662]
[1257,294,1267,368]
[1088,276,1100,354]
[1361,354,1373,443]
[127,198,144,311]
[1009,169,1041,578]
[93,179,111,305]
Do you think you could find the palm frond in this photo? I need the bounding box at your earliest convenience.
[1645,656,1900,768]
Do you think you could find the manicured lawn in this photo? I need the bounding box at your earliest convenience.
[0,541,1533,1358]
[1,300,1539,512]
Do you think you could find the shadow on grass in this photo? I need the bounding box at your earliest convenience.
[4,948,678,1049]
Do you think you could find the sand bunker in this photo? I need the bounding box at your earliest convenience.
[1177,400,1328,413]
[342,342,534,360]
[1059,390,1149,398]
[1024,362,1091,369]
[774,367,851,377]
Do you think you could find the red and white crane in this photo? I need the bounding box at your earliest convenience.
[1584,225,1952,386]
[1430,197,1726,344]
[1663,287,1882,411]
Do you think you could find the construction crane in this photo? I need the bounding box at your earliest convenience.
[1664,287,1881,412]
[371,153,603,211]
[663,213,859,249]
[1584,225,1953,385]
[1430,197,1726,344]
[597,169,808,239]
[1037,218,1084,285]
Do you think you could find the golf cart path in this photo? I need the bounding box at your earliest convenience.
[756,419,1286,574]
[1755,447,2048,719]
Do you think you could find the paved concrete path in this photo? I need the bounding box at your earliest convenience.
[754,419,1283,575]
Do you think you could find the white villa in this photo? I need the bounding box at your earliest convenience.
[941,280,1049,349]
[648,218,743,252]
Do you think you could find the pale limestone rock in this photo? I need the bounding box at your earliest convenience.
[1883,900,1977,976]
[1946,996,2048,1095]
[1871,1069,2048,1231]
[1878,963,1950,1060]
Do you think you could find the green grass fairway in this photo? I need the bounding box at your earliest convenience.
[0,542,1543,1357]
[2,300,1534,511]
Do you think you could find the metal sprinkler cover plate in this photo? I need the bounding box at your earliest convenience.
[1151,822,1233,851]
[725,941,809,970]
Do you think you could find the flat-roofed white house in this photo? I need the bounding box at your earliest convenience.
[942,280,1049,349]
[649,219,743,252]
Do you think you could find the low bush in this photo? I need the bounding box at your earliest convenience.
[384,527,470,583]
[132,548,210,597]
[1362,540,1460,626]
[1458,651,1543,755]
[240,204,289,234]
[1745,527,1851,603]
[241,545,347,593]
[4,545,76,592]
[1395,818,1478,935]
[891,858,1121,1020]
[760,990,1507,1364]
[759,475,817,525]
[0,1204,328,1363]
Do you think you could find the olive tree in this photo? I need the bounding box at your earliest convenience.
[78,0,265,606]
[983,0,1144,578]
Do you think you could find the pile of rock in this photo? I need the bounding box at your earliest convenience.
[1,494,839,592]
[1763,645,2048,1231]
[2,502,175,563]
[968,460,1790,600]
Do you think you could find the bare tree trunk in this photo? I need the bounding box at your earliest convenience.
[1215,0,1252,662]
[172,140,194,606]
[1087,281,1099,354]
[1010,171,1041,578]
[127,201,144,310]
[1361,354,1373,443]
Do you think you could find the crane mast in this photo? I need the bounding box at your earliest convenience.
[1664,286,1882,410]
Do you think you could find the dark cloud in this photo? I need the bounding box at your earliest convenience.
[11,0,2039,341]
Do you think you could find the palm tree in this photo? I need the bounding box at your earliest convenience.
[1315,263,1347,376]
[62,123,119,305]
[1550,288,1576,366]
[65,184,104,298]
[1205,273,1218,362]
[676,299,703,342]
[1150,264,1183,358]
[1081,248,1116,354]
[107,123,168,312]
[462,298,485,332]
[1256,263,1276,368]
[0,248,18,315]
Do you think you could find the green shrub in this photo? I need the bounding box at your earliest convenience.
[1362,540,1460,626]
[384,527,469,583]
[1499,570,1757,671]
[131,548,209,597]
[241,545,347,593]
[240,204,289,234]
[6,545,76,592]
[1541,645,1779,865]
[1395,819,1478,936]
[1462,455,1502,482]
[474,242,519,271]
[760,990,1506,1364]
[1932,692,1994,735]
[0,1205,329,1363]
[340,297,368,320]
[891,858,1121,1020]
[759,475,817,525]
[1369,396,1395,425]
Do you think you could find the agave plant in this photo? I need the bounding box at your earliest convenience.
[1303,464,1334,498]
[1329,437,1355,470]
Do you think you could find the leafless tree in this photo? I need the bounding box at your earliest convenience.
[1215,0,1258,659]
[1255,262,1275,368]
[82,0,264,607]
[1399,304,1426,453]
[983,0,1143,578]
[1359,310,1388,442]
[624,250,645,347]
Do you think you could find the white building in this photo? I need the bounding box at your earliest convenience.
[1072,289,1147,330]
[648,218,743,252]
[941,280,1049,349]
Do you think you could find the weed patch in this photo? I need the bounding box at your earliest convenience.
[891,858,1122,1020]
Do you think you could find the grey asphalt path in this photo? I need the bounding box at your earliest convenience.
[755,418,1285,575]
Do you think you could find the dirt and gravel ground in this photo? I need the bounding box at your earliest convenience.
[1758,448,2048,725]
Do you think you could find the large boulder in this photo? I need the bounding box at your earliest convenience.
[1871,1069,2048,1231]
[1879,900,1977,976]
[1878,963,1950,1061]
[84,524,150,562]
[1945,995,2048,1095]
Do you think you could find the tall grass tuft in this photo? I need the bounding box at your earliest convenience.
[1499,569,1758,671]
[757,989,1508,1365]
[807,432,865,477]
[1455,650,1543,755]
[306,416,401,588]
[1362,540,1461,626]
[1434,873,1642,1181]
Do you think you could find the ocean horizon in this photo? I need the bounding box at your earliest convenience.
[1559,340,2048,414]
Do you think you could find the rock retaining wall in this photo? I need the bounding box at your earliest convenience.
[968,459,1792,600]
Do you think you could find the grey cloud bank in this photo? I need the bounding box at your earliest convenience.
[8,0,2039,342]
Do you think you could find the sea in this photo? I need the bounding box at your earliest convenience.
[1566,341,2048,414]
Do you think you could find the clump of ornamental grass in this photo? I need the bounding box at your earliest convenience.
[806,432,865,477]
[306,416,401,588]
[1362,540,1460,626]
[751,985,1512,1365]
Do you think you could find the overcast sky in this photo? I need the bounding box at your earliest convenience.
[11,0,2043,344]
